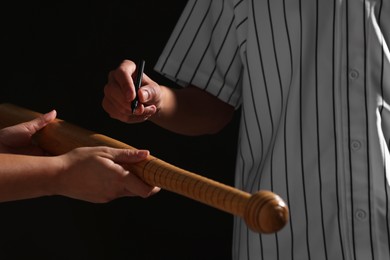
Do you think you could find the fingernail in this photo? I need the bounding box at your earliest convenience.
[43,110,56,121]
[136,150,149,158]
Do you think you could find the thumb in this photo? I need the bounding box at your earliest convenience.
[24,110,57,135]
[110,148,150,164]
[138,74,162,105]
[0,110,57,151]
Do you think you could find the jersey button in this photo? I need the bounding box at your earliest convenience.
[349,69,359,80]
[355,209,367,221]
[351,140,361,151]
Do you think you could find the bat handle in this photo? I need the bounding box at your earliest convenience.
[136,159,289,234]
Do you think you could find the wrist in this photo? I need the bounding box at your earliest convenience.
[42,155,67,197]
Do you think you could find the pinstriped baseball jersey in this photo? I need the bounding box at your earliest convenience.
[154,0,390,259]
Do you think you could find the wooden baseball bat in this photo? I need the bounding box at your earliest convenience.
[0,103,288,234]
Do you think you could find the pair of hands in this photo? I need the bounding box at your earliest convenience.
[0,109,160,203]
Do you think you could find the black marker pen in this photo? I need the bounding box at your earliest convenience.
[131,59,145,113]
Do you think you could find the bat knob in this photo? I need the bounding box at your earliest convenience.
[244,190,289,233]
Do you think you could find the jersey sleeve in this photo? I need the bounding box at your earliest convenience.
[154,0,243,108]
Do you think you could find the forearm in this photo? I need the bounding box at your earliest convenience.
[0,154,60,202]
[149,85,234,136]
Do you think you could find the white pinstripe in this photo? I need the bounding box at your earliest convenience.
[155,0,390,259]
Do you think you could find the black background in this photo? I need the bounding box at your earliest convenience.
[0,1,240,259]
